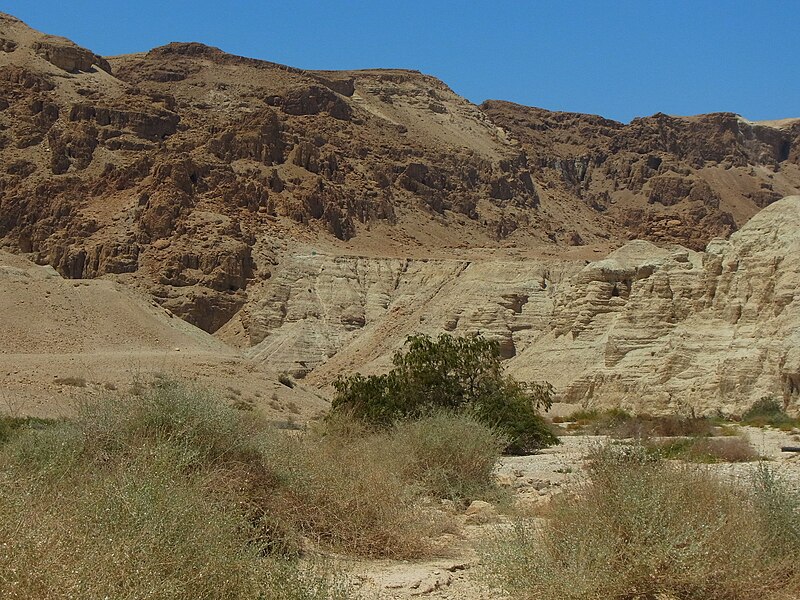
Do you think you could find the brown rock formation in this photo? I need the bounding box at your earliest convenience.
[481,102,800,250]
[0,11,798,350]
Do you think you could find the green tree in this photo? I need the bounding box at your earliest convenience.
[332,333,558,453]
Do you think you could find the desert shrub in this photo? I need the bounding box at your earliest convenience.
[0,381,354,599]
[259,423,438,558]
[751,462,800,557]
[278,373,295,388]
[75,377,267,469]
[558,408,718,438]
[646,435,759,463]
[390,411,506,501]
[52,376,87,387]
[0,435,350,600]
[2,378,504,578]
[482,445,800,600]
[742,396,799,429]
[332,333,557,453]
[255,411,505,556]
[744,396,785,420]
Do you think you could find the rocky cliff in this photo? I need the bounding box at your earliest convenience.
[1,13,798,415]
[482,102,800,250]
[1,12,798,336]
[509,195,800,413]
[231,196,799,415]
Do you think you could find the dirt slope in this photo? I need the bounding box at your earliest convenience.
[0,250,326,418]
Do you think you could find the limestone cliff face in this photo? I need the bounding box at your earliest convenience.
[233,197,799,416]
[230,253,581,379]
[509,195,800,414]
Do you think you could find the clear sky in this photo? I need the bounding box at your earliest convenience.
[3,0,798,123]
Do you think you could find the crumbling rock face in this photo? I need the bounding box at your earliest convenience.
[32,39,111,74]
[482,102,800,249]
[208,108,284,165]
[68,102,179,141]
[269,85,353,120]
[508,196,800,414]
[235,254,580,379]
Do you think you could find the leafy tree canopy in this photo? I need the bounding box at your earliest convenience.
[332,333,558,453]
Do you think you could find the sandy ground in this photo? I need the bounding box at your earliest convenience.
[0,250,328,420]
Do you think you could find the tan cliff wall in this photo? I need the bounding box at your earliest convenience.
[234,197,799,415]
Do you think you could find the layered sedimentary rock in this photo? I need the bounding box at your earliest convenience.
[224,253,581,379]
[235,197,799,415]
[509,195,800,414]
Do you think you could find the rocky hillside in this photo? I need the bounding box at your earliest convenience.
[1,13,798,415]
[233,196,799,414]
[509,195,800,414]
[482,102,800,250]
[1,12,798,334]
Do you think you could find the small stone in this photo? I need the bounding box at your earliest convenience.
[465,500,498,524]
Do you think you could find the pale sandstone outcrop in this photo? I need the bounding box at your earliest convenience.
[509,195,800,414]
[236,251,581,379]
[240,197,799,415]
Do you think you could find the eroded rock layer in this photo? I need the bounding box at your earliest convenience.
[1,13,798,415]
[240,197,799,415]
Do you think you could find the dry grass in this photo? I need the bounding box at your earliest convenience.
[647,435,760,463]
[0,380,352,599]
[390,411,507,502]
[258,411,504,557]
[0,416,56,444]
[0,378,505,596]
[556,408,719,438]
[482,444,800,600]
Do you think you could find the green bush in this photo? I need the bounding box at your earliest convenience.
[332,333,557,453]
[742,396,799,429]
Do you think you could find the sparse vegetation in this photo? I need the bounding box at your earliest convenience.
[554,407,719,438]
[742,395,800,430]
[52,375,87,387]
[0,415,57,445]
[390,411,507,502]
[278,373,295,388]
[482,444,800,600]
[332,333,557,453]
[0,378,506,596]
[645,434,760,463]
[260,410,504,556]
[0,379,352,599]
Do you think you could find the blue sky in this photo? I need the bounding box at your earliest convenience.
[3,1,798,123]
